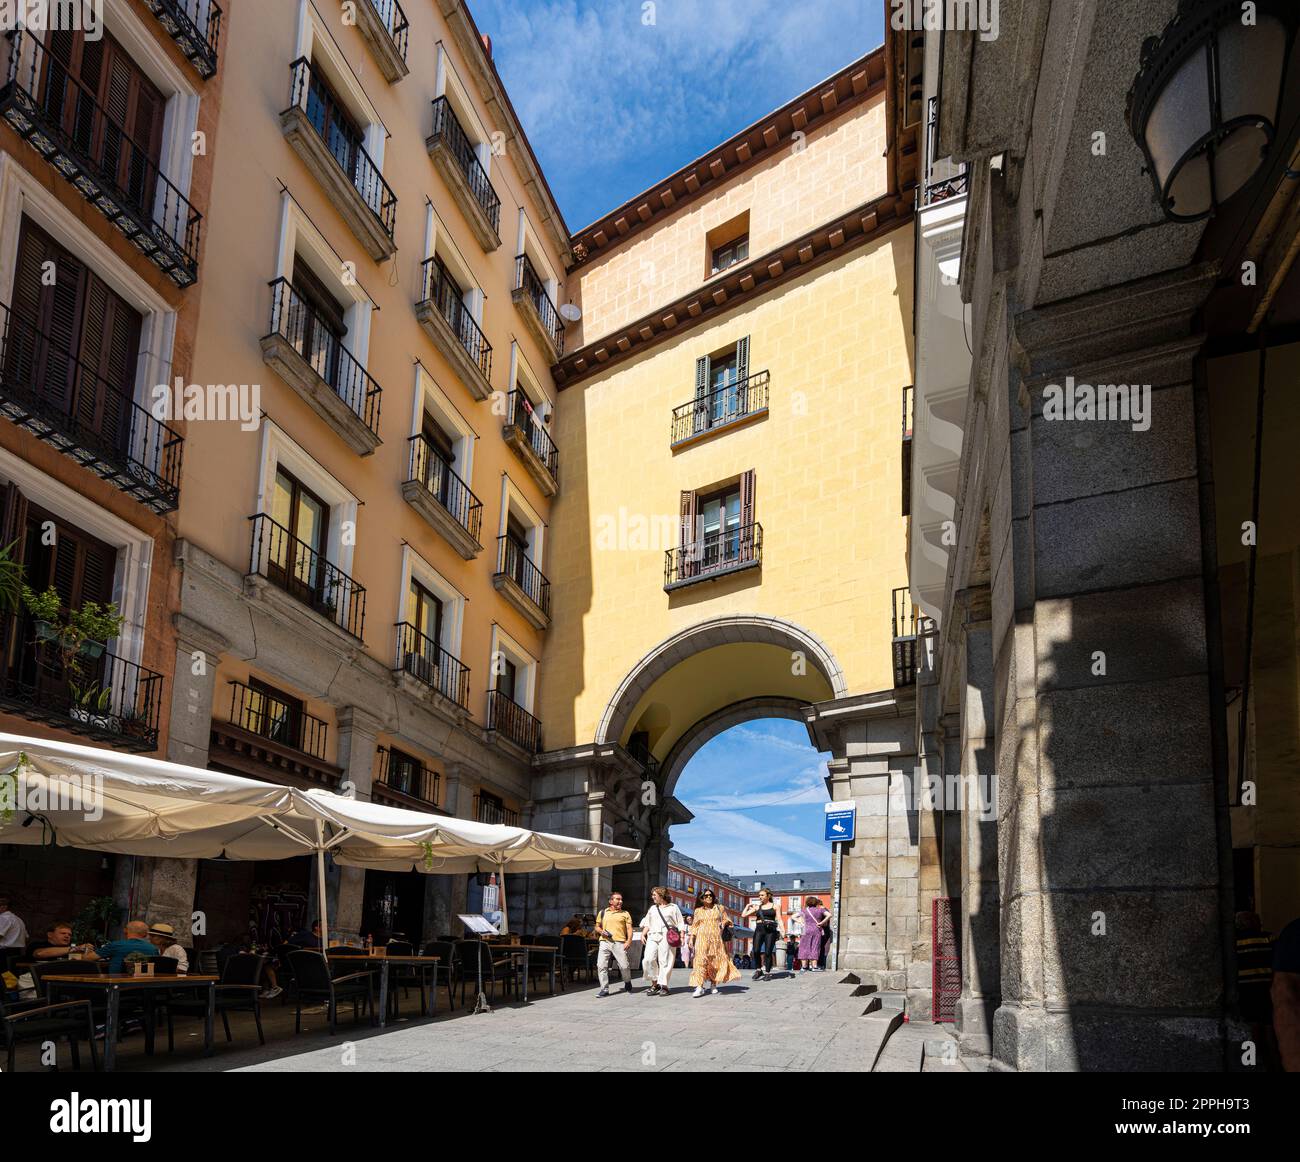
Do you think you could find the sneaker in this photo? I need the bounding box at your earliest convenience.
[752,969,764,981]
[596,987,609,997]
[692,986,704,998]
[261,986,283,1000]
[656,986,670,996]
[623,982,632,993]
[646,984,660,996]
[709,984,718,994]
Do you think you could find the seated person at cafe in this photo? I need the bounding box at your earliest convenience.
[147,922,189,974]
[24,920,83,960]
[87,920,158,973]
[288,919,323,949]
[560,913,588,937]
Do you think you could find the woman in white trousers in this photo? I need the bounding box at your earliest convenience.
[639,886,686,996]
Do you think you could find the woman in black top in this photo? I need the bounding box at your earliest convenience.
[742,888,781,980]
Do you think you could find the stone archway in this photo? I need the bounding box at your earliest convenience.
[596,614,848,748]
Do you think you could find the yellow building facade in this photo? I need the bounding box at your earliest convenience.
[525,45,923,945]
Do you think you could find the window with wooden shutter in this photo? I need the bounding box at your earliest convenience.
[679,488,698,577]
[693,355,710,435]
[739,469,756,561]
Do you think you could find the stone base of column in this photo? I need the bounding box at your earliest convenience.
[954,994,995,1059]
[993,1004,1227,1071]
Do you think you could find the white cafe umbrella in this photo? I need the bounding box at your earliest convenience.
[0,734,640,950]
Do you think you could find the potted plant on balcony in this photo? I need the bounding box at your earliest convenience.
[21,586,126,665]
[69,679,117,732]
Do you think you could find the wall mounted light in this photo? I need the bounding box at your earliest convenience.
[1127,0,1297,221]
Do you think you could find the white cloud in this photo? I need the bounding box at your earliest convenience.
[683,809,831,873]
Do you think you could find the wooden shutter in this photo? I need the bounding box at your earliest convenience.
[679,488,697,578]
[739,469,756,560]
[693,355,711,434]
[47,519,116,609]
[735,336,750,383]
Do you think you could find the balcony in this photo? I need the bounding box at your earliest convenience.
[211,679,341,790]
[664,523,762,591]
[247,513,367,642]
[501,391,558,497]
[902,384,913,517]
[143,0,222,80]
[892,587,917,688]
[394,621,470,710]
[921,95,969,208]
[354,0,409,84]
[415,256,493,398]
[375,746,441,810]
[0,302,183,513]
[426,96,501,251]
[0,621,163,752]
[473,786,522,825]
[280,58,397,263]
[486,690,541,756]
[492,536,550,630]
[670,370,770,448]
[400,434,483,559]
[260,278,382,456]
[511,254,564,361]
[0,31,202,286]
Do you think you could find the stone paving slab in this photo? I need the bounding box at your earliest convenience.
[212,972,882,1073]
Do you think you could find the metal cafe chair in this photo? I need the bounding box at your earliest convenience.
[0,992,100,1073]
[288,950,373,1035]
[166,953,267,1049]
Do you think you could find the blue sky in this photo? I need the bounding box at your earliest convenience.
[468,0,887,230]
[671,718,832,876]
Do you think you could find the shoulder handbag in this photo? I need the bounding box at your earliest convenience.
[720,912,734,942]
[657,905,681,947]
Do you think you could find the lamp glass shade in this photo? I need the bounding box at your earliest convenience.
[1146,44,1213,216]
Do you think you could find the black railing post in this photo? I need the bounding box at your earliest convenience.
[429,96,501,233]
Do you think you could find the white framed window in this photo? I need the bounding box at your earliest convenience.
[434,43,493,174]
[274,193,375,366]
[0,155,177,414]
[410,363,477,482]
[497,475,545,566]
[488,623,536,713]
[422,202,485,328]
[514,210,559,300]
[397,544,466,660]
[294,0,387,167]
[253,422,359,576]
[0,449,153,668]
[508,343,552,419]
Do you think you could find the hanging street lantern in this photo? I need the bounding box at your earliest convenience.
[1127,0,1297,222]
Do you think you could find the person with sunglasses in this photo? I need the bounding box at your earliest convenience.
[687,888,740,997]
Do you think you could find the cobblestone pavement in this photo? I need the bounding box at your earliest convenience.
[185,968,885,1073]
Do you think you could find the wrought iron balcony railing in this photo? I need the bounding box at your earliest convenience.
[664,522,762,590]
[486,689,541,756]
[473,787,522,826]
[376,745,440,807]
[144,0,223,79]
[892,586,918,688]
[406,434,483,541]
[495,536,551,619]
[671,370,770,445]
[922,95,969,207]
[364,0,409,63]
[0,31,202,286]
[266,278,383,438]
[0,619,163,752]
[227,678,328,761]
[394,621,470,708]
[514,254,563,355]
[0,302,184,513]
[429,95,501,234]
[504,391,558,479]
[287,57,397,240]
[419,256,493,381]
[248,513,367,641]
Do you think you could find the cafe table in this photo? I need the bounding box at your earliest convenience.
[326,954,440,1028]
[47,974,218,1072]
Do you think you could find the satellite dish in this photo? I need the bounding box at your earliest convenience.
[558,302,582,324]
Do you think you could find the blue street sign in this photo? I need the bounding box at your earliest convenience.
[824,805,855,843]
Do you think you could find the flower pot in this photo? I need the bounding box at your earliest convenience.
[34,621,59,643]
[79,640,106,660]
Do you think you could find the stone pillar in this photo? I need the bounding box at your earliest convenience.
[129,616,230,938]
[805,690,917,985]
[331,706,382,940]
[990,265,1226,1070]
[955,615,998,1061]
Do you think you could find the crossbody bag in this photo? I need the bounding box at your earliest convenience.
[656,905,682,947]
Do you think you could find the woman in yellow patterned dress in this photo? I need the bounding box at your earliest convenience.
[687,888,741,996]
